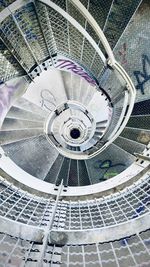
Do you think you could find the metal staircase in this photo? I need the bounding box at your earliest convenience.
[0,0,150,266]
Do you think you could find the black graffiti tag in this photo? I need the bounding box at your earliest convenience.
[134,54,150,95]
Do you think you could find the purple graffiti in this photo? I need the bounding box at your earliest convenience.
[0,81,22,124]
[56,59,97,86]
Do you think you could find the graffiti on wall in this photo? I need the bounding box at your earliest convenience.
[118,43,127,65]
[56,59,97,86]
[40,89,56,112]
[94,159,125,181]
[15,7,37,41]
[0,80,24,125]
[133,54,150,95]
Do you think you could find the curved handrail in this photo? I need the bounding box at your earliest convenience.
[50,212,150,245]
[39,0,136,159]
[0,0,136,160]
[1,143,149,198]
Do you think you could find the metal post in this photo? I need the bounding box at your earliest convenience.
[37,180,64,267]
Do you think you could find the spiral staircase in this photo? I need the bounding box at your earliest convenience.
[0,0,150,266]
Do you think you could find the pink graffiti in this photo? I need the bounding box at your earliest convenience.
[118,43,127,65]
[56,59,97,86]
